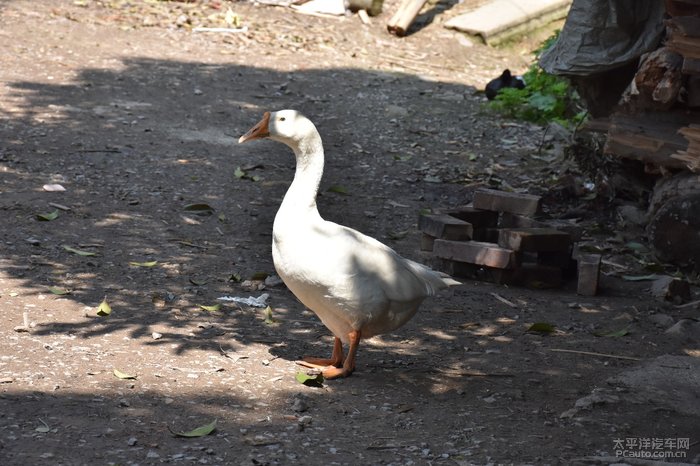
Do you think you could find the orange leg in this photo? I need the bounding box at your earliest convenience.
[322,330,361,379]
[302,337,344,368]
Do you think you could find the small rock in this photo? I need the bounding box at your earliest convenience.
[543,122,571,143]
[25,237,41,246]
[618,204,647,226]
[456,35,473,47]
[650,276,691,304]
[264,275,284,287]
[573,388,619,410]
[127,437,138,446]
[386,105,408,118]
[665,319,700,339]
[146,450,160,459]
[291,397,309,413]
[297,415,312,426]
[152,331,163,340]
[648,313,674,328]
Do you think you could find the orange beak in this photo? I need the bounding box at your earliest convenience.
[238,112,271,144]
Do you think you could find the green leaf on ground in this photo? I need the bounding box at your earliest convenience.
[198,304,221,312]
[526,322,555,334]
[625,241,647,251]
[183,203,214,215]
[36,210,59,221]
[594,328,630,338]
[96,298,112,316]
[35,419,50,433]
[169,419,217,438]
[295,372,324,387]
[250,272,268,281]
[622,274,658,281]
[113,368,137,379]
[262,306,275,325]
[48,286,70,296]
[129,261,158,267]
[327,185,348,195]
[63,245,97,257]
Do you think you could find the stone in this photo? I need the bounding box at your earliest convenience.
[650,275,691,304]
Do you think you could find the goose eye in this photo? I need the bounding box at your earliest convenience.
[279,117,286,122]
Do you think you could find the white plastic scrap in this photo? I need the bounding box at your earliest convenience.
[217,293,270,308]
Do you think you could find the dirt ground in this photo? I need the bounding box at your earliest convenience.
[0,1,698,465]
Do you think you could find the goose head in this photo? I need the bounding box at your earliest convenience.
[238,110,318,149]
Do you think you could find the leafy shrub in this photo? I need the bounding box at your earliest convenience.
[489,32,586,127]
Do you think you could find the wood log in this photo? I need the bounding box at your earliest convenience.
[687,75,700,107]
[620,47,683,112]
[666,17,700,59]
[648,192,700,272]
[603,111,699,169]
[665,0,700,17]
[648,173,700,218]
[683,58,700,74]
[672,124,700,171]
[386,0,428,36]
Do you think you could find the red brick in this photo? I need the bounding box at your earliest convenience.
[440,205,499,228]
[433,239,517,269]
[418,213,473,240]
[577,254,601,296]
[498,228,571,252]
[473,189,541,216]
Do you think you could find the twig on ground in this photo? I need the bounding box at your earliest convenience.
[548,348,641,361]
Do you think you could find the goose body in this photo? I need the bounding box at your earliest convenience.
[239,110,459,378]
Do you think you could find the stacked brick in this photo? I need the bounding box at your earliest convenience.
[419,189,600,294]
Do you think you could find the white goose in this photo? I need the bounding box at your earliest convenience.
[238,110,460,379]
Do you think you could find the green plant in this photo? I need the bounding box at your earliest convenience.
[489,32,586,127]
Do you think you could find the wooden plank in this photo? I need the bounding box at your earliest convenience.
[498,228,571,252]
[439,205,499,228]
[603,111,698,169]
[473,189,541,216]
[386,0,429,36]
[433,239,518,269]
[418,213,473,240]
